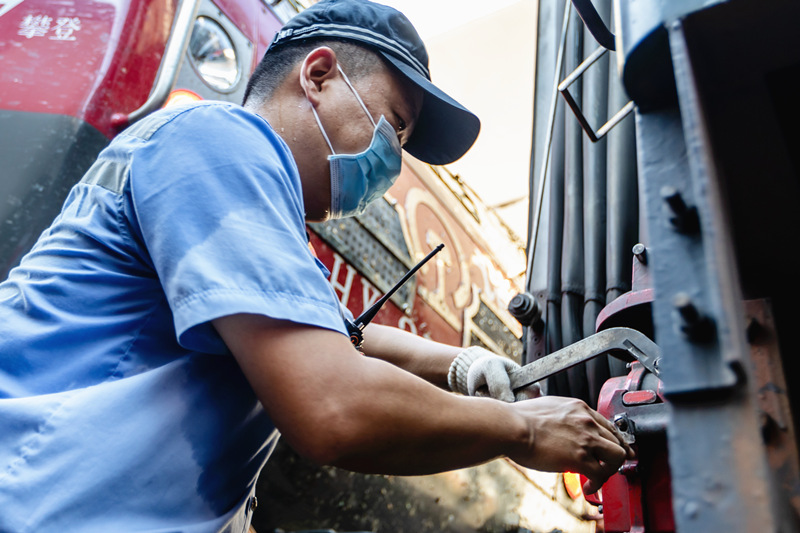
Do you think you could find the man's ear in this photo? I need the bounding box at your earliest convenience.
[300,47,339,107]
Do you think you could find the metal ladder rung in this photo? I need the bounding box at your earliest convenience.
[558,46,634,143]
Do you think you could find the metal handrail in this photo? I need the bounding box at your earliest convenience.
[571,0,616,51]
[525,0,572,284]
[111,0,201,129]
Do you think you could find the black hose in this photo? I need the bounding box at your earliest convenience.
[561,5,589,401]
[546,97,567,397]
[605,46,638,377]
[581,0,611,406]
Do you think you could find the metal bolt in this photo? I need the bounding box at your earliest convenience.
[745,317,763,344]
[674,292,715,341]
[661,186,700,233]
[614,414,629,433]
[508,292,543,331]
[674,292,701,322]
[632,243,647,264]
[662,186,687,211]
[683,501,700,520]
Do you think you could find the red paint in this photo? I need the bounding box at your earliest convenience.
[308,231,460,344]
[1,0,175,136]
[598,370,675,532]
[213,0,282,67]
[0,0,283,138]
[623,389,658,406]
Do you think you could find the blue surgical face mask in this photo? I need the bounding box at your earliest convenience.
[308,65,402,219]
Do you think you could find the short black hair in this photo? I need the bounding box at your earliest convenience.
[243,38,388,105]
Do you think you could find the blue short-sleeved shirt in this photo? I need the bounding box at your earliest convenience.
[0,102,347,532]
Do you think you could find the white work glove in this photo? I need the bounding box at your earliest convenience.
[447,346,541,403]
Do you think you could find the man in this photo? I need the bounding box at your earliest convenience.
[0,1,631,531]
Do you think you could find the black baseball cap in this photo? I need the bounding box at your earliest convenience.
[269,0,481,165]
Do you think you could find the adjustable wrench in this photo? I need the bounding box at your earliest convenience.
[509,327,661,393]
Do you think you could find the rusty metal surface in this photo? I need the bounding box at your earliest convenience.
[744,299,800,525]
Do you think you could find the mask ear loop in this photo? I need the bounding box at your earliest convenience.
[300,61,337,155]
[337,64,377,128]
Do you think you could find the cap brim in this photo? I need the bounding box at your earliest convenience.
[380,52,480,165]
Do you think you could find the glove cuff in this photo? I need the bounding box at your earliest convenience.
[447,346,492,395]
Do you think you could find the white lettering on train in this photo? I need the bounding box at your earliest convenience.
[17,13,80,40]
[50,17,81,41]
[329,253,357,307]
[17,14,51,38]
[361,279,381,312]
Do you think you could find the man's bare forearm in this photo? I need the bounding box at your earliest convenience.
[319,355,531,474]
[360,323,460,389]
[215,314,527,474]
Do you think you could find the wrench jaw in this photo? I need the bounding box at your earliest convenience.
[622,341,661,379]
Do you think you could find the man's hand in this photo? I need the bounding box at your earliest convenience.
[507,396,634,494]
[448,346,540,402]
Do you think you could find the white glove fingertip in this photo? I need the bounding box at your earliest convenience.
[467,354,519,402]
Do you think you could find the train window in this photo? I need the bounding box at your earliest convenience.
[188,16,240,92]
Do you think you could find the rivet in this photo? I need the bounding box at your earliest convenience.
[661,186,700,233]
[674,293,715,342]
[632,243,647,264]
[745,317,763,344]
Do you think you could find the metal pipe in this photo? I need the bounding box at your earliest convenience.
[605,66,638,303]
[605,32,638,377]
[525,0,573,284]
[546,97,567,397]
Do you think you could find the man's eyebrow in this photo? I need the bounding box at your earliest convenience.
[407,87,423,120]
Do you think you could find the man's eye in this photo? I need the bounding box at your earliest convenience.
[395,119,407,145]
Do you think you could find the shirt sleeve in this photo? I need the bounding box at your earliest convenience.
[128,103,346,354]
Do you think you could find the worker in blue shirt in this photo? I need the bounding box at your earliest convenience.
[0,1,632,531]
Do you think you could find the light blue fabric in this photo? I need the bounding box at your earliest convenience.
[0,101,347,532]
